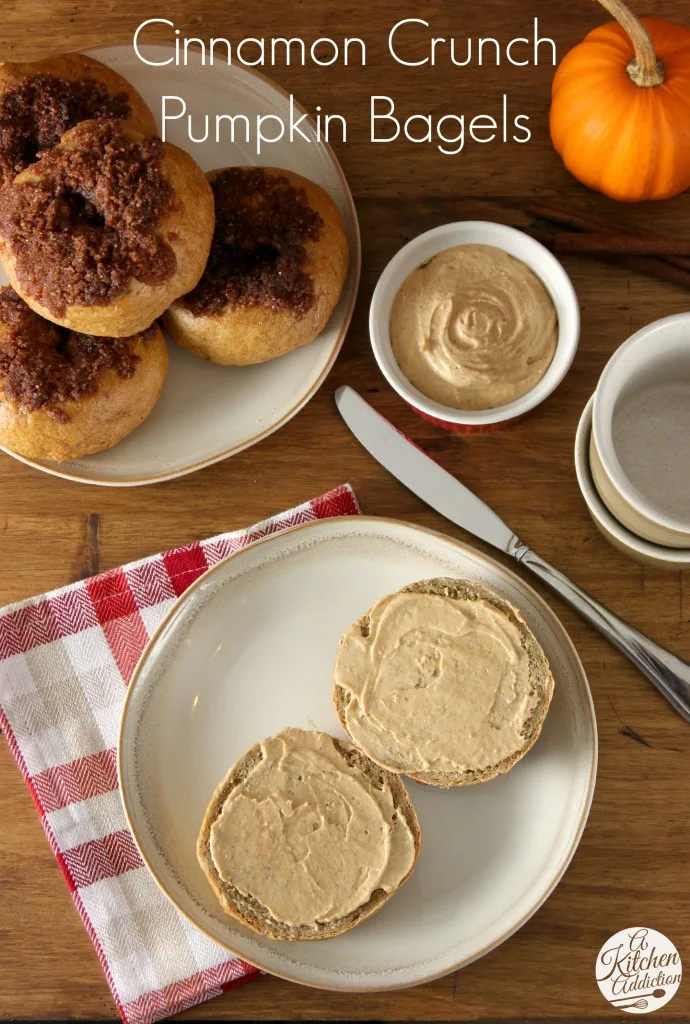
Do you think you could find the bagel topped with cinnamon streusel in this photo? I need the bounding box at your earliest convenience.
[0,52,157,189]
[163,166,349,365]
[0,285,168,462]
[0,119,214,337]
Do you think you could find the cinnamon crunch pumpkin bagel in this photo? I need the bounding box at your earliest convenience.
[0,286,168,462]
[163,166,349,365]
[0,119,214,337]
[0,52,157,189]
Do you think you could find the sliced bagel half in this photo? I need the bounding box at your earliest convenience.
[333,577,554,787]
[197,727,421,940]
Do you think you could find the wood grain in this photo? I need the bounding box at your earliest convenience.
[1,0,690,1021]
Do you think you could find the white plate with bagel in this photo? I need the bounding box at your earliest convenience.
[0,45,360,486]
[118,515,597,990]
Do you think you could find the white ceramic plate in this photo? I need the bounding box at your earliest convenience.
[119,516,597,991]
[0,45,360,486]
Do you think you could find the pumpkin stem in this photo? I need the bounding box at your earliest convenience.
[595,0,665,86]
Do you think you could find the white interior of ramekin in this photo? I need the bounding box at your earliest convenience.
[575,396,690,565]
[369,221,580,425]
[593,313,690,536]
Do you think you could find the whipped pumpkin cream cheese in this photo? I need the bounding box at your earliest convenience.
[208,728,416,928]
[390,244,558,410]
[334,591,540,774]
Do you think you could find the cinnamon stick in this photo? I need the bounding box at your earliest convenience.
[526,201,690,274]
[542,231,690,257]
[526,228,690,291]
[527,200,639,236]
[610,256,690,291]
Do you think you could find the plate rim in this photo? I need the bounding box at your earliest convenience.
[118,514,598,990]
[1,45,361,487]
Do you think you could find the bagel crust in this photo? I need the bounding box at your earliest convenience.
[164,166,349,365]
[0,52,157,188]
[0,287,168,462]
[0,119,214,337]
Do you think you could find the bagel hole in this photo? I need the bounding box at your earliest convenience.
[239,241,280,269]
[21,138,41,167]
[59,189,106,231]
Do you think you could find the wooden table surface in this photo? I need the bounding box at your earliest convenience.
[1,0,689,1020]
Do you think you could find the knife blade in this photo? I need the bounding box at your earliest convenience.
[334,385,519,554]
[335,384,690,723]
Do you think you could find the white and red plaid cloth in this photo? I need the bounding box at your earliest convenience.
[0,484,360,1024]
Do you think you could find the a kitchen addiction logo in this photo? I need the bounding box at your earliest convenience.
[596,928,682,1014]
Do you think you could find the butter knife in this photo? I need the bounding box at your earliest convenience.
[335,385,690,723]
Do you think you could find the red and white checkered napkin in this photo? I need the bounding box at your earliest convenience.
[0,484,360,1024]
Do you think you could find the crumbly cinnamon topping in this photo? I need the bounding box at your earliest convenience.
[0,286,154,422]
[0,120,176,315]
[183,167,322,318]
[0,73,131,186]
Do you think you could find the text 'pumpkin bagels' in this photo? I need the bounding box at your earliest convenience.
[0,119,214,336]
[164,166,349,365]
[550,0,690,202]
[0,52,157,189]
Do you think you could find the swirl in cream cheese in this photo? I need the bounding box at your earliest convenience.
[390,244,558,410]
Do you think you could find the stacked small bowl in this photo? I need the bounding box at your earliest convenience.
[575,314,690,570]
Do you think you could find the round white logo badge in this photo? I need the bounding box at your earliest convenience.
[596,928,682,1014]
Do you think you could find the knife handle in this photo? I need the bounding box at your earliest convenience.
[511,542,690,723]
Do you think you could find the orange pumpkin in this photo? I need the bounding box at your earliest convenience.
[550,0,690,202]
